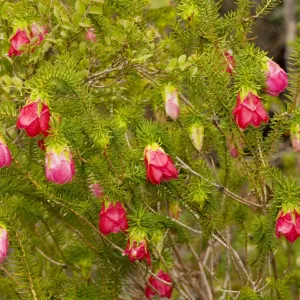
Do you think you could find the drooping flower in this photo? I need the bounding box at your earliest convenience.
[89,182,104,198]
[45,145,75,184]
[145,270,173,299]
[265,59,288,97]
[123,239,151,265]
[290,123,300,152]
[86,28,97,42]
[17,100,51,137]
[0,226,9,263]
[144,143,178,185]
[162,85,180,120]
[188,123,204,152]
[224,50,235,74]
[0,134,12,169]
[99,202,128,235]
[8,24,48,57]
[276,210,300,243]
[233,90,268,129]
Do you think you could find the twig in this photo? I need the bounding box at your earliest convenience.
[176,157,261,208]
[36,247,67,267]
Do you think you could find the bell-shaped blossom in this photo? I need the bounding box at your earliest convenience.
[276,210,300,243]
[17,100,51,137]
[188,123,204,152]
[0,135,12,169]
[144,143,178,185]
[99,202,128,235]
[45,145,75,184]
[89,182,104,198]
[290,124,300,152]
[233,90,268,129]
[265,59,288,97]
[0,226,9,263]
[123,239,151,265]
[8,24,48,57]
[145,270,173,299]
[163,85,180,120]
[86,28,97,42]
[224,50,235,74]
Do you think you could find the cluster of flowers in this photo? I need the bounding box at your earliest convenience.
[225,52,288,129]
[95,142,178,298]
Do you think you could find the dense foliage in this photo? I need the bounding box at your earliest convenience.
[1,0,300,299]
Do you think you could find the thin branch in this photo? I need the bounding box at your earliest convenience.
[36,247,67,267]
[176,157,261,208]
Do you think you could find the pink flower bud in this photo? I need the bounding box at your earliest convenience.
[276,210,300,243]
[145,270,173,299]
[144,143,178,185]
[86,28,97,42]
[0,226,9,263]
[188,124,204,152]
[233,90,268,129]
[163,86,180,120]
[31,23,48,45]
[45,145,75,184]
[224,50,235,74]
[265,59,288,97]
[123,239,151,265]
[0,135,12,169]
[290,124,300,152]
[99,202,128,235]
[89,183,104,198]
[17,100,51,138]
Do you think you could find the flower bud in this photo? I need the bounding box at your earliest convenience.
[17,100,51,138]
[0,134,12,169]
[0,226,9,263]
[144,143,178,185]
[264,59,288,97]
[162,86,180,120]
[89,183,104,198]
[99,202,128,235]
[290,124,300,152]
[145,269,173,299]
[188,123,204,152]
[276,209,300,243]
[45,145,75,184]
[86,28,97,42]
[224,50,235,74]
[233,89,268,129]
[123,238,151,265]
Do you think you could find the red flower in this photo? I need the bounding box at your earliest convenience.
[0,135,12,169]
[224,51,235,74]
[232,90,268,129]
[8,24,48,57]
[123,239,151,265]
[276,210,300,243]
[265,59,288,97]
[99,202,128,235]
[17,101,51,137]
[145,270,173,299]
[86,28,97,42]
[144,143,178,185]
[45,145,75,185]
